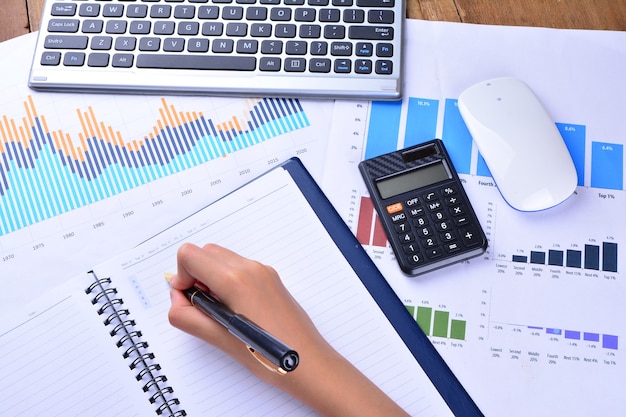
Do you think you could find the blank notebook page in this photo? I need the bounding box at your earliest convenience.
[102,166,454,416]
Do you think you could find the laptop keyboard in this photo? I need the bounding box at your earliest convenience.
[29,0,403,99]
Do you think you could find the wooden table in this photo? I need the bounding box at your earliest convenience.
[1,0,624,43]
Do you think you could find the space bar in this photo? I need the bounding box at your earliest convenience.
[136,54,256,71]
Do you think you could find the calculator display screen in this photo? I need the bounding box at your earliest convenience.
[376,161,450,199]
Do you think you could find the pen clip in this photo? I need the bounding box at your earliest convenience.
[247,346,288,375]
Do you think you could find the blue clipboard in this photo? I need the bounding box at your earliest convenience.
[282,157,483,416]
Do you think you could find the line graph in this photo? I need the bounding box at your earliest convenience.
[0,96,309,235]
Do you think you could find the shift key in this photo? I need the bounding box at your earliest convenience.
[44,35,88,49]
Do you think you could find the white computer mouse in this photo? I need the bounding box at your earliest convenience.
[458,77,577,211]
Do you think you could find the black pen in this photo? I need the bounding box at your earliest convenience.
[177,283,299,374]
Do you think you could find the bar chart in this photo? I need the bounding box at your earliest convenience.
[511,241,618,273]
[406,304,467,341]
[355,196,387,247]
[364,97,625,191]
[527,326,619,350]
[0,96,310,236]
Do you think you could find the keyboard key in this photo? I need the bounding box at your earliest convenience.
[356,0,394,7]
[309,58,331,72]
[64,52,85,66]
[355,59,372,73]
[334,58,351,72]
[41,51,62,65]
[136,54,256,70]
[236,39,258,53]
[44,35,89,49]
[284,57,306,71]
[48,19,80,33]
[112,53,134,67]
[103,4,125,18]
[375,59,392,74]
[91,36,113,50]
[51,3,77,16]
[331,41,352,55]
[88,52,110,67]
[259,56,281,71]
[348,25,393,40]
[79,3,100,17]
[83,20,105,34]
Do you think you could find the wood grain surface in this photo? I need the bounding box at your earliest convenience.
[0,0,624,43]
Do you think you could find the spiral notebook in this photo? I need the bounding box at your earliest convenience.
[0,158,482,416]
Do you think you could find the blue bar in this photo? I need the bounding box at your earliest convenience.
[546,328,562,335]
[403,98,438,148]
[556,123,585,186]
[548,250,564,266]
[364,100,402,159]
[584,332,600,342]
[566,250,582,268]
[564,330,580,340]
[441,99,472,174]
[530,251,546,264]
[476,154,491,177]
[603,334,618,350]
[584,244,600,270]
[602,242,618,272]
[591,142,623,190]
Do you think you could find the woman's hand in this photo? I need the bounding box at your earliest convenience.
[168,243,409,417]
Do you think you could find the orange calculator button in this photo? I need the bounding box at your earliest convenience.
[386,202,403,214]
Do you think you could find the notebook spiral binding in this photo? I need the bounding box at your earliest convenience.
[85,272,187,416]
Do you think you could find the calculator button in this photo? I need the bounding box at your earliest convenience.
[425,247,444,259]
[407,252,425,265]
[408,207,425,217]
[445,196,460,205]
[424,192,437,201]
[432,211,445,221]
[451,205,465,216]
[442,186,456,196]
[390,212,406,223]
[394,222,409,233]
[417,226,434,237]
[386,202,403,214]
[427,201,442,211]
[403,243,419,253]
[399,232,415,243]
[422,237,437,248]
[413,216,427,227]
[445,242,461,252]
[441,231,456,242]
[460,226,481,247]
[454,215,470,226]
[436,220,453,231]
[405,197,420,207]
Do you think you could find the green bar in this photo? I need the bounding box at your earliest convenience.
[416,306,432,335]
[433,310,450,338]
[405,305,415,318]
[450,319,467,340]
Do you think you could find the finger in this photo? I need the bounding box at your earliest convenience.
[168,288,231,345]
[173,243,256,298]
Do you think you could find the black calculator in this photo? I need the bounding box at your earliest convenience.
[359,139,487,276]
